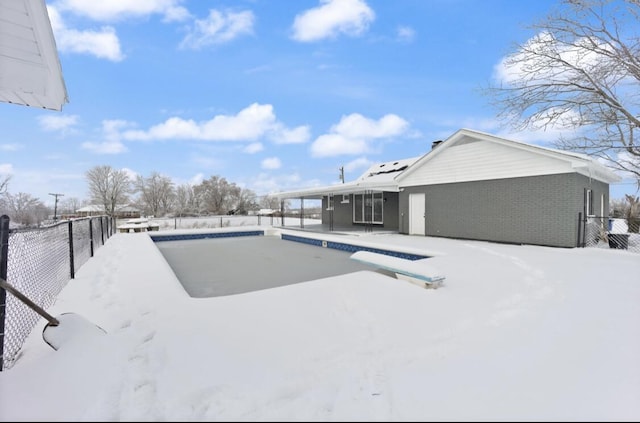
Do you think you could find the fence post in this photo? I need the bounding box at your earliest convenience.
[89,219,94,257]
[0,215,10,371]
[68,220,75,279]
[100,217,104,245]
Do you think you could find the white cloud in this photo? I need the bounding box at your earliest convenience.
[269,125,311,144]
[0,144,22,152]
[38,114,79,132]
[81,119,133,154]
[121,167,138,182]
[81,141,127,154]
[310,113,409,157]
[611,150,640,181]
[54,0,189,22]
[180,9,254,50]
[189,173,205,186]
[311,134,367,157]
[261,157,282,170]
[332,113,408,139]
[291,0,375,42]
[493,31,610,87]
[48,6,124,61]
[244,143,264,154]
[191,155,225,170]
[396,26,415,43]
[344,156,372,172]
[0,163,14,175]
[122,103,306,144]
[247,172,323,196]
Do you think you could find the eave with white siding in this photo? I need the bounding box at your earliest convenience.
[0,0,68,111]
[396,128,621,188]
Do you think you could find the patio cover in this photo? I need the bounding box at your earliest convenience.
[0,0,68,111]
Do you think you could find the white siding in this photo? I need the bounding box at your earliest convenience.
[401,139,577,187]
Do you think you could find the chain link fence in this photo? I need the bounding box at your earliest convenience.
[144,214,317,230]
[579,213,640,253]
[0,215,114,370]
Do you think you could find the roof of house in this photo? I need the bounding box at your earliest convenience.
[396,128,621,185]
[0,0,68,111]
[275,155,421,199]
[275,128,620,200]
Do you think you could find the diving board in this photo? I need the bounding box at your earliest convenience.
[350,250,445,288]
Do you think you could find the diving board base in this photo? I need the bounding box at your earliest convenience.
[350,251,445,288]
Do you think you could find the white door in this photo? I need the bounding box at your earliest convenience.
[409,193,425,235]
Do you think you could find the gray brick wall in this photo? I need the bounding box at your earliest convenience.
[398,173,610,248]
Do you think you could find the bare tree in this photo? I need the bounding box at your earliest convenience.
[85,165,131,217]
[2,192,47,226]
[194,176,235,215]
[230,187,258,214]
[623,194,640,232]
[174,183,199,217]
[134,172,175,217]
[487,0,640,186]
[260,194,284,210]
[0,174,10,196]
[59,196,82,216]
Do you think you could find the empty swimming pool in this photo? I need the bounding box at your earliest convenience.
[154,234,375,297]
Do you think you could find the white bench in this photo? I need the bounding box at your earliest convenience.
[350,250,445,288]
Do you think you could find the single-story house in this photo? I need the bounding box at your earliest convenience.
[76,205,141,219]
[275,128,620,248]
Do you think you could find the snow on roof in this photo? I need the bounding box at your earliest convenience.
[355,156,422,183]
[275,156,421,199]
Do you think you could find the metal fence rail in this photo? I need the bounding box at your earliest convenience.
[145,214,322,230]
[0,215,114,370]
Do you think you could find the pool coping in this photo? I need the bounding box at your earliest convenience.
[150,227,432,261]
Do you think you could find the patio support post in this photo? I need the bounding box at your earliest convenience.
[329,193,334,232]
[280,200,285,227]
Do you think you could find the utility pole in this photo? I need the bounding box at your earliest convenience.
[49,193,64,221]
[338,166,345,183]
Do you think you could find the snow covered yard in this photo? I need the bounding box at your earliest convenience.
[0,228,639,421]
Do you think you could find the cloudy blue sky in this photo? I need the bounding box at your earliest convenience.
[0,0,637,208]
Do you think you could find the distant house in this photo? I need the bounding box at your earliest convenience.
[76,205,141,219]
[275,128,620,248]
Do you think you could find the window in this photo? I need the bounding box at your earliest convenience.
[354,194,363,221]
[326,194,334,211]
[586,189,594,216]
[352,192,383,224]
[341,194,350,203]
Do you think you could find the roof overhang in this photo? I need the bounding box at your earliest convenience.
[0,0,68,111]
[572,162,622,184]
[275,180,401,200]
